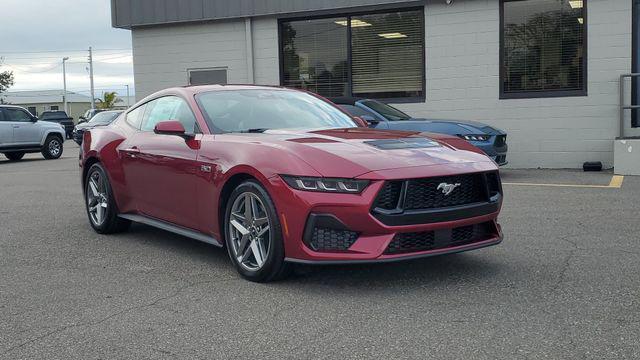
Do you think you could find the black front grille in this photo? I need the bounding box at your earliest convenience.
[384,221,496,254]
[309,227,358,252]
[403,174,486,210]
[385,231,435,254]
[373,181,402,210]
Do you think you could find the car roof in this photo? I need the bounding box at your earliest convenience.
[0,104,28,109]
[182,84,288,94]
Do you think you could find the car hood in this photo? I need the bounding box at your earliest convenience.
[233,128,494,178]
[388,118,505,136]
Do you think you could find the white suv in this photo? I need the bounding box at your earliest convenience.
[0,105,66,161]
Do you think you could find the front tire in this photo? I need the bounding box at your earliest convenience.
[85,163,131,234]
[42,135,63,159]
[4,152,25,161]
[224,180,290,282]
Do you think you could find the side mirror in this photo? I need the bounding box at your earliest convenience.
[31,116,39,122]
[361,115,380,124]
[352,116,368,128]
[154,120,194,139]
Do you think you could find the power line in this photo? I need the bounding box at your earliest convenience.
[0,48,132,55]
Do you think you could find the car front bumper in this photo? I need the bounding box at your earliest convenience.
[469,140,508,166]
[267,162,503,264]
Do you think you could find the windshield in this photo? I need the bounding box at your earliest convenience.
[360,100,411,121]
[41,111,66,119]
[88,111,121,125]
[196,89,356,133]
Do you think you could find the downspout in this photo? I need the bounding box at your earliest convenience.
[633,0,640,127]
[245,17,255,84]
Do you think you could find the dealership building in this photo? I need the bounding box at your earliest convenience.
[111,0,640,168]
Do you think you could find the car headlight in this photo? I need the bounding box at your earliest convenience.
[460,134,490,142]
[281,175,369,194]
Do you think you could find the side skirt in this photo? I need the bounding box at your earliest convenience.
[118,214,222,247]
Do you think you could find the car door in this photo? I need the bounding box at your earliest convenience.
[0,109,14,146]
[4,107,41,145]
[120,96,201,229]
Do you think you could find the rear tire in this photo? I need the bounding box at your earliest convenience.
[224,180,291,282]
[42,135,63,159]
[4,152,25,161]
[85,163,131,234]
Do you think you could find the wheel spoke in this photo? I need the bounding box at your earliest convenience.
[240,243,253,263]
[254,216,268,227]
[96,202,105,222]
[230,219,249,236]
[88,179,99,196]
[250,240,264,267]
[243,195,253,220]
[230,212,246,223]
[256,225,269,238]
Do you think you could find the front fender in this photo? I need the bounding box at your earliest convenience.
[40,128,65,145]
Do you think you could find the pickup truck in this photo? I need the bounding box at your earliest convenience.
[0,105,66,161]
[40,110,74,139]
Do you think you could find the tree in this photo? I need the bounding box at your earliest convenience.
[95,91,123,109]
[0,65,14,104]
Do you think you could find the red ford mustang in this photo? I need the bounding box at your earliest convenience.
[80,85,503,282]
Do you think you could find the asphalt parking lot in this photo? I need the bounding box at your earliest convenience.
[1,142,639,359]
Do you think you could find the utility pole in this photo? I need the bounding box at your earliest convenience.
[62,57,69,115]
[125,84,130,108]
[88,47,95,110]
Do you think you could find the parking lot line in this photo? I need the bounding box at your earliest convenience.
[503,175,624,189]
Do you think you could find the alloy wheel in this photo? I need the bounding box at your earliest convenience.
[49,139,61,157]
[86,170,109,226]
[228,192,271,271]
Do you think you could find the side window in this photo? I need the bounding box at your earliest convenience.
[141,96,197,133]
[339,105,377,119]
[125,104,146,129]
[5,108,33,122]
[0,110,6,121]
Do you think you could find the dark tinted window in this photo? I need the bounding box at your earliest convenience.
[280,9,425,100]
[0,109,6,121]
[338,104,377,118]
[197,89,356,133]
[88,111,122,125]
[4,108,33,122]
[501,0,586,97]
[189,69,228,85]
[360,100,410,121]
[351,10,424,99]
[281,17,348,97]
[41,111,64,119]
[125,104,145,129]
[141,96,197,133]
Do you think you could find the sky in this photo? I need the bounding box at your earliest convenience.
[0,0,134,97]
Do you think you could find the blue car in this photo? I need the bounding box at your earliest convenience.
[330,97,508,166]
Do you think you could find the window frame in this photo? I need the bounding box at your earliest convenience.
[499,0,588,99]
[137,95,201,134]
[277,6,426,103]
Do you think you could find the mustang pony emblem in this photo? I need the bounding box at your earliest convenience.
[437,182,461,196]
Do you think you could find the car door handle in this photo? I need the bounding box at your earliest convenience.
[122,147,140,158]
[12,125,20,128]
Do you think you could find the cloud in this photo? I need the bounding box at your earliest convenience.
[0,0,133,93]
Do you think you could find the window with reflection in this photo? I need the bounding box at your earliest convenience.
[280,9,425,101]
[501,0,586,98]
